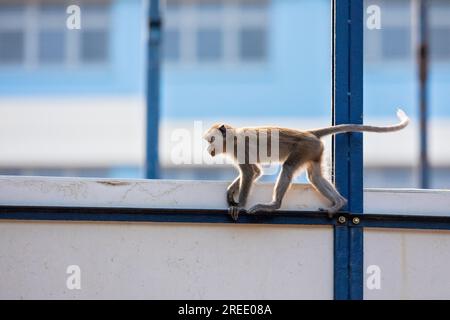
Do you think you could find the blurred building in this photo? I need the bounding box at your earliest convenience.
[0,0,145,178]
[0,0,449,188]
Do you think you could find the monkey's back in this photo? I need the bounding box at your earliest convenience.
[236,126,323,164]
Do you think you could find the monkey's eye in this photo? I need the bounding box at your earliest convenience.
[209,136,215,143]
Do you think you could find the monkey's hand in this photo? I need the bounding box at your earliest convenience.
[226,183,239,207]
[228,206,245,222]
[226,188,239,207]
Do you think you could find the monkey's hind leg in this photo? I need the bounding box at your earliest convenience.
[248,153,305,215]
[306,161,347,218]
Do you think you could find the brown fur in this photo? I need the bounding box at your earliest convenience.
[203,109,409,221]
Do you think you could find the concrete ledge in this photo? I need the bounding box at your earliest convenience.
[0,176,449,216]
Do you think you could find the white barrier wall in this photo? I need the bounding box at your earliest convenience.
[0,177,335,300]
[364,228,450,300]
[0,222,333,299]
[0,176,449,299]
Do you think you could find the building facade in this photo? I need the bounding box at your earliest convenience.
[0,0,449,188]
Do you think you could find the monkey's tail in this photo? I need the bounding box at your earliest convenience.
[311,109,409,138]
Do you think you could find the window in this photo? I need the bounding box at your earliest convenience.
[0,31,24,64]
[364,0,412,63]
[163,29,181,61]
[0,0,111,67]
[162,0,269,66]
[196,28,223,61]
[381,26,411,60]
[430,27,450,60]
[239,27,266,61]
[430,0,450,61]
[81,30,109,63]
[196,0,223,11]
[39,31,65,64]
[0,4,25,65]
[365,0,450,63]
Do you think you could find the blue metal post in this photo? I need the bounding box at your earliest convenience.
[146,0,162,179]
[332,0,364,300]
[418,0,430,189]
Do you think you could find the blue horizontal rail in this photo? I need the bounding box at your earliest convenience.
[1,205,450,230]
[0,205,337,226]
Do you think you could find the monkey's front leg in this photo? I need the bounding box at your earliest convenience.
[228,176,251,221]
[226,176,240,206]
[228,164,259,221]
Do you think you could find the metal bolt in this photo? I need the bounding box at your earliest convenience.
[338,216,346,224]
[352,217,360,225]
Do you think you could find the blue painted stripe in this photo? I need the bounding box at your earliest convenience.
[355,213,450,230]
[2,205,450,230]
[0,206,337,226]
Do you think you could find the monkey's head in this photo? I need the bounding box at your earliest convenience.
[203,123,234,157]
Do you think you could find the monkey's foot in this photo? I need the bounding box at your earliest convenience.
[228,206,244,222]
[322,198,347,219]
[318,207,334,219]
[247,202,280,215]
[326,210,335,219]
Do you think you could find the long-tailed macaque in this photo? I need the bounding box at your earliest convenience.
[203,109,409,221]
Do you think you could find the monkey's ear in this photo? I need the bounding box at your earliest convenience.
[218,124,227,137]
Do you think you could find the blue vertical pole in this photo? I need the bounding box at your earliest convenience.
[332,0,364,300]
[348,0,364,300]
[418,0,430,189]
[146,0,162,179]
